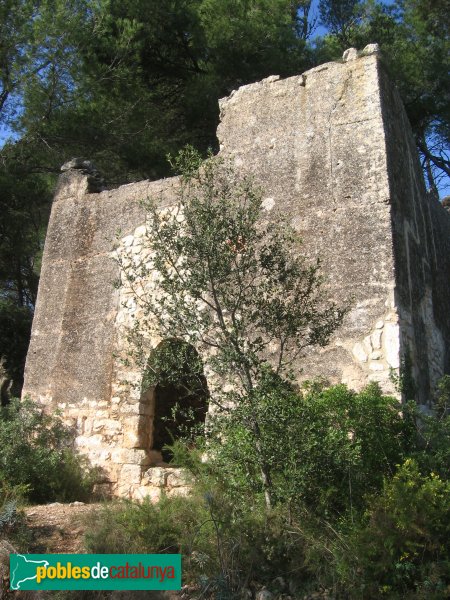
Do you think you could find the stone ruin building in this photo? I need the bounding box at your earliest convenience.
[23,46,450,500]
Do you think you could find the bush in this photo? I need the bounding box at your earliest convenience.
[0,397,97,503]
[85,489,309,597]
[0,479,32,558]
[339,459,450,598]
[411,380,450,481]
[0,480,25,535]
[85,380,450,599]
[0,301,32,400]
[201,380,410,516]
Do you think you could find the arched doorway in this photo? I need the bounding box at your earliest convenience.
[143,339,209,463]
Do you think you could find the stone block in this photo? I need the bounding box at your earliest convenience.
[101,419,122,435]
[352,342,367,363]
[134,487,161,504]
[166,486,190,499]
[120,463,142,485]
[143,467,167,487]
[111,448,150,466]
[371,329,382,350]
[166,469,189,488]
[369,362,384,371]
[384,322,400,369]
[75,434,103,448]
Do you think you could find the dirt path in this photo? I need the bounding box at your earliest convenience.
[24,502,102,554]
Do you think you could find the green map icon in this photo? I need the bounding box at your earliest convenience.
[10,555,50,590]
[9,553,181,590]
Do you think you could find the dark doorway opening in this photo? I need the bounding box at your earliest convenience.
[147,340,209,463]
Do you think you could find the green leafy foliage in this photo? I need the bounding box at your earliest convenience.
[85,494,210,556]
[343,460,450,598]
[0,155,50,307]
[202,380,411,515]
[86,381,450,598]
[0,479,31,551]
[0,397,97,503]
[0,147,53,399]
[0,302,32,401]
[85,488,306,596]
[319,0,363,45]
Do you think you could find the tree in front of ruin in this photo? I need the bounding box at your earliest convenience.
[117,148,346,509]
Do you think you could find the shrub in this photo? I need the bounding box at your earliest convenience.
[411,386,450,481]
[0,397,97,503]
[85,490,308,597]
[0,301,32,400]
[340,459,450,598]
[0,479,32,556]
[200,380,410,516]
[85,379,450,598]
[0,480,24,536]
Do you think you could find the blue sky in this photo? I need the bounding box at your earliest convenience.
[0,123,14,146]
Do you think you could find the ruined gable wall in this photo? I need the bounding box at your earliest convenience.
[23,49,450,499]
[23,172,182,494]
[216,52,399,393]
[23,172,179,409]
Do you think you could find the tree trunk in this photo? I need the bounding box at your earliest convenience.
[251,419,273,510]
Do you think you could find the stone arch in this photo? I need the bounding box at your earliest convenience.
[142,339,209,464]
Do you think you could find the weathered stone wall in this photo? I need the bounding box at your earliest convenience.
[23,47,450,499]
[215,48,399,394]
[378,68,450,404]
